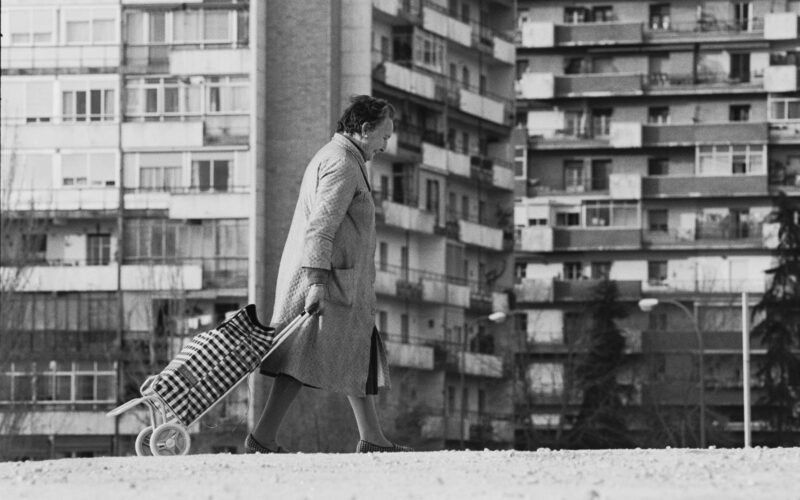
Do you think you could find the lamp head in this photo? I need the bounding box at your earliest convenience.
[638,298,659,312]
[488,311,507,323]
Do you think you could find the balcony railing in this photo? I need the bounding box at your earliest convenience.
[552,227,642,250]
[642,175,768,198]
[553,279,642,301]
[124,257,247,289]
[123,42,248,71]
[643,71,764,91]
[1,187,119,213]
[644,17,764,38]
[642,122,769,146]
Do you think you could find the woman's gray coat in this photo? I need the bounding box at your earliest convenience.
[260,134,390,396]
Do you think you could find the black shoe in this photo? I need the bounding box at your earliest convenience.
[244,433,290,454]
[355,439,413,453]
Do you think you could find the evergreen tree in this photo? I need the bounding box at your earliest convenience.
[751,192,800,444]
[568,280,634,448]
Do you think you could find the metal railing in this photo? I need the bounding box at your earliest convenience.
[123,185,250,195]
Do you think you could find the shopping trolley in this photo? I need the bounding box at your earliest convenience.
[107,305,309,456]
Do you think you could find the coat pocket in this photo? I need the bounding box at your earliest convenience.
[328,267,355,307]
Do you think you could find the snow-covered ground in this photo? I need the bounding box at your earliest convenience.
[2,448,799,500]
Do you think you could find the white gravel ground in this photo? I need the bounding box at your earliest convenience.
[1,448,799,500]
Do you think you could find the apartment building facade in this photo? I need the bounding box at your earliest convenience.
[513,0,799,446]
[0,0,517,458]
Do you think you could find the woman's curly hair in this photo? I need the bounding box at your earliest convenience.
[336,95,396,135]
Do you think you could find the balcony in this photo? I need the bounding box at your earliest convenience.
[373,61,437,100]
[643,17,764,44]
[422,4,472,47]
[764,12,799,40]
[4,121,118,149]
[644,72,764,95]
[1,187,119,214]
[1,263,203,292]
[642,122,769,147]
[553,279,642,302]
[374,264,459,305]
[122,121,204,149]
[643,223,767,250]
[454,349,504,378]
[516,227,554,252]
[553,228,642,251]
[384,337,435,370]
[513,279,554,303]
[373,192,436,234]
[556,22,643,45]
[642,278,767,295]
[555,73,643,96]
[123,43,248,74]
[123,187,251,219]
[457,219,504,250]
[642,175,768,198]
[2,44,119,71]
[458,88,508,125]
[764,65,799,93]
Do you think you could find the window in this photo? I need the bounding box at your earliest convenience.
[585,200,638,227]
[516,60,529,80]
[0,361,116,404]
[62,89,115,122]
[563,262,583,280]
[648,261,668,284]
[62,153,116,187]
[413,29,445,73]
[125,76,245,118]
[478,389,486,415]
[648,158,669,176]
[592,6,614,22]
[514,263,527,280]
[564,160,585,192]
[8,9,55,45]
[378,310,388,332]
[461,387,469,412]
[21,234,47,263]
[769,97,800,121]
[461,3,471,23]
[732,2,753,31]
[729,105,751,122]
[555,212,580,226]
[379,242,388,271]
[730,53,751,82]
[564,110,587,136]
[591,108,612,137]
[514,146,527,179]
[564,57,590,75]
[87,234,111,266]
[697,145,764,175]
[591,159,610,190]
[564,7,589,23]
[191,160,230,192]
[63,9,116,45]
[648,107,670,124]
[479,74,487,95]
[461,66,470,89]
[461,195,470,220]
[400,314,409,343]
[591,262,611,280]
[461,131,469,154]
[649,4,671,30]
[648,209,668,232]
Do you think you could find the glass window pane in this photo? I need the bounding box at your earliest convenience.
[104,89,115,119]
[149,12,166,42]
[164,87,179,113]
[26,82,54,120]
[14,375,34,401]
[204,10,229,41]
[54,375,72,400]
[36,373,55,401]
[145,88,158,113]
[213,161,229,191]
[75,375,94,400]
[126,12,145,44]
[92,19,115,43]
[90,90,102,120]
[185,86,202,113]
[96,375,115,401]
[66,20,91,43]
[192,161,211,190]
[174,11,201,42]
[62,91,75,118]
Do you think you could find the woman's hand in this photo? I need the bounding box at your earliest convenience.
[305,284,326,315]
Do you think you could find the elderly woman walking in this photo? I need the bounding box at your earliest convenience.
[246,95,411,454]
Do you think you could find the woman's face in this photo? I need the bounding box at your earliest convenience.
[361,117,394,161]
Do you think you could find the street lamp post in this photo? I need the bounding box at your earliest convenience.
[639,298,706,448]
[459,311,507,449]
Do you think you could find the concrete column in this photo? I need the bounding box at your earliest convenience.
[248,0,344,429]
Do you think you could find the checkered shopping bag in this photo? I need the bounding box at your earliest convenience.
[142,304,281,426]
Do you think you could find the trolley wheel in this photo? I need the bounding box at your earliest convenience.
[149,423,191,456]
[134,426,154,456]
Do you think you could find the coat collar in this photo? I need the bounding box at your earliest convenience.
[332,133,371,191]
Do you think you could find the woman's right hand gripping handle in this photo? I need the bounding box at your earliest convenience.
[305,284,326,315]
